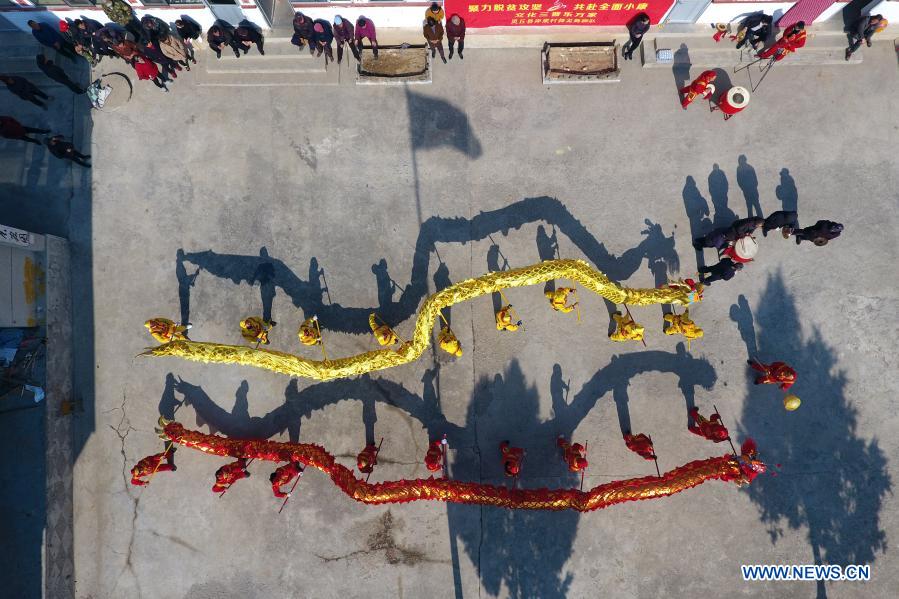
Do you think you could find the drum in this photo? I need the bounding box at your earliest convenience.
[733,235,759,260]
[719,86,750,115]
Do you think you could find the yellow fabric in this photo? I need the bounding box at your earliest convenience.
[495,306,519,331]
[609,312,644,342]
[663,310,704,340]
[425,7,445,22]
[369,313,398,346]
[438,326,462,357]
[298,317,321,346]
[146,259,702,381]
[546,287,577,313]
[144,318,187,343]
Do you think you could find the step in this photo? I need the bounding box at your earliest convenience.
[205,54,328,75]
[196,65,340,87]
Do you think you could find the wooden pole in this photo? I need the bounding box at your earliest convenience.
[365,437,384,484]
[278,468,304,514]
[313,316,328,362]
[713,404,739,456]
[218,458,255,498]
[580,441,587,491]
[648,434,661,478]
[143,441,173,486]
[623,304,647,348]
[441,434,448,478]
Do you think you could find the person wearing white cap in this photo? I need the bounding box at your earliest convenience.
[332,15,360,63]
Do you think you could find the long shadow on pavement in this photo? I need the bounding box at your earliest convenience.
[730,273,890,599]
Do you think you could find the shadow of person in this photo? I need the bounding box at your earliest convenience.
[728,294,758,358]
[157,372,182,420]
[371,258,397,313]
[736,155,763,218]
[682,175,712,270]
[176,249,200,326]
[776,168,798,212]
[253,248,276,323]
[708,163,738,227]
[536,224,559,294]
[406,87,483,158]
[672,44,691,105]
[710,67,734,105]
[487,243,508,314]
[736,273,890,599]
[641,219,679,316]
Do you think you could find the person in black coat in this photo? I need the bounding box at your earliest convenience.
[794,221,843,246]
[234,25,265,56]
[292,12,315,54]
[1,74,50,108]
[727,216,765,239]
[736,13,772,50]
[140,14,170,45]
[207,24,240,59]
[312,20,334,61]
[698,258,743,285]
[762,210,799,237]
[623,13,650,60]
[175,19,201,64]
[36,55,85,94]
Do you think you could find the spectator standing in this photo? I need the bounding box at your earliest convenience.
[45,135,91,167]
[0,115,49,145]
[761,210,799,238]
[159,33,191,72]
[355,16,378,58]
[332,15,359,63]
[423,17,446,64]
[132,54,169,91]
[234,25,265,56]
[207,24,240,59]
[846,14,887,60]
[447,14,465,60]
[622,13,650,60]
[794,220,843,246]
[28,21,78,61]
[143,41,182,80]
[735,13,772,50]
[1,74,50,109]
[175,19,202,65]
[140,15,171,45]
[100,0,143,41]
[698,258,743,286]
[312,20,334,62]
[36,55,85,94]
[425,2,445,22]
[292,13,315,54]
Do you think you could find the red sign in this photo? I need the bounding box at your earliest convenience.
[444,0,675,27]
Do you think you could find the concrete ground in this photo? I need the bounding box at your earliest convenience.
[15,27,899,599]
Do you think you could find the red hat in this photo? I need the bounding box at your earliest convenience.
[313,23,324,33]
[59,20,69,32]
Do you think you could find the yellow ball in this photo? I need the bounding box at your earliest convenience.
[783,395,801,411]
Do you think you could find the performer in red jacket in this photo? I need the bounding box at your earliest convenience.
[758,22,806,61]
[357,443,379,474]
[130,447,177,486]
[270,461,304,498]
[623,432,656,460]
[499,441,524,477]
[748,359,797,390]
[557,436,588,472]
[425,439,444,473]
[680,70,716,109]
[212,458,250,493]
[688,407,730,442]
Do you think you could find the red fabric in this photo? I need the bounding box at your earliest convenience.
[624,434,656,460]
[130,451,174,486]
[721,244,753,264]
[680,70,716,108]
[500,442,524,477]
[425,440,444,472]
[271,462,302,497]
[750,360,796,390]
[558,438,588,472]
[777,0,833,30]
[758,27,807,61]
[212,459,249,493]
[444,0,675,28]
[688,408,730,443]
[357,444,379,473]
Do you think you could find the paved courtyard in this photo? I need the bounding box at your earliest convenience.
[12,35,899,598]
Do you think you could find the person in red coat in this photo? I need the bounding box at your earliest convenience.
[748,359,797,390]
[557,436,588,472]
[424,439,444,473]
[623,432,656,460]
[132,54,168,92]
[688,407,730,442]
[130,447,177,486]
[212,458,250,493]
[759,22,806,61]
[447,14,465,60]
[680,70,716,109]
[499,441,524,477]
[357,443,379,474]
[270,461,304,498]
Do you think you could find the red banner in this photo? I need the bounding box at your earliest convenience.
[444,0,675,28]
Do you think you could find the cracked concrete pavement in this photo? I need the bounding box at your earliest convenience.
[68,41,899,599]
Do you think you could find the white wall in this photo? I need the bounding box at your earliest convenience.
[290,3,434,29]
[695,2,795,24]
[0,6,266,33]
